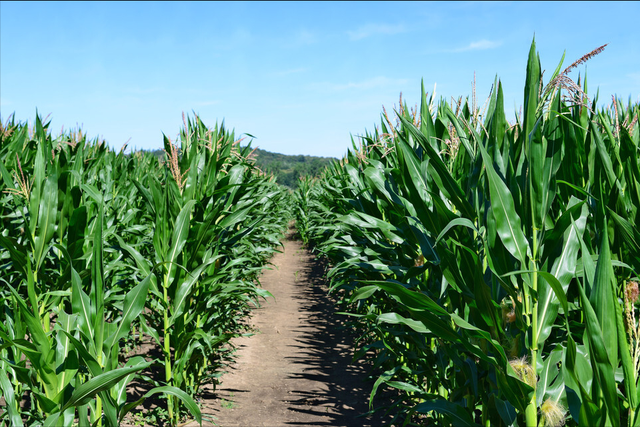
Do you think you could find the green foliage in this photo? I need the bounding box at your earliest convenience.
[146,147,336,189]
[0,113,292,426]
[250,148,337,189]
[295,40,640,426]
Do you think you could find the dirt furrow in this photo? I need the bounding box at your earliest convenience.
[192,230,387,427]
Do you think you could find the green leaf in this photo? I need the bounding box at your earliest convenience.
[165,199,196,286]
[536,200,587,346]
[385,381,424,394]
[217,204,252,229]
[478,137,531,265]
[487,79,507,172]
[522,37,541,147]
[0,235,28,277]
[169,259,215,324]
[414,399,480,427]
[396,115,475,218]
[576,252,620,424]
[43,413,61,427]
[55,311,79,394]
[0,364,24,426]
[377,312,429,334]
[105,274,151,350]
[118,386,202,426]
[589,225,618,369]
[61,361,154,411]
[349,285,379,301]
[113,356,147,405]
[406,216,440,265]
[59,331,103,377]
[33,174,58,271]
[435,217,479,245]
[115,235,152,276]
[71,267,95,346]
[7,285,59,396]
[537,345,563,406]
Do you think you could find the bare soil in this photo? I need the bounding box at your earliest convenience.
[121,227,391,427]
[187,228,391,427]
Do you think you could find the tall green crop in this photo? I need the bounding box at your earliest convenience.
[0,117,202,426]
[0,113,290,426]
[122,114,291,425]
[296,39,640,426]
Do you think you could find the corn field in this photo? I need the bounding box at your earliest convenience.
[295,40,640,426]
[0,114,292,426]
[1,39,640,427]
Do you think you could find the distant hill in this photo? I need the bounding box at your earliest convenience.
[143,147,337,189]
[251,148,337,189]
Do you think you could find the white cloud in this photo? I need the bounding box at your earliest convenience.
[447,39,503,53]
[347,23,406,41]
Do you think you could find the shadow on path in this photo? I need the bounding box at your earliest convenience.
[283,246,393,426]
[204,231,395,427]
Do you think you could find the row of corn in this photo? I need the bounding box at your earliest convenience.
[0,113,292,426]
[295,40,640,426]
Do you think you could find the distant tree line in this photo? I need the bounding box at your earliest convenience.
[252,148,337,189]
[144,147,337,190]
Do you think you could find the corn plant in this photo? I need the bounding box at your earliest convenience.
[0,116,202,426]
[296,39,640,426]
[124,114,290,425]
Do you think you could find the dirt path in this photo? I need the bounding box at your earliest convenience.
[189,229,389,427]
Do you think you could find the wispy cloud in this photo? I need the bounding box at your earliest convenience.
[314,76,409,91]
[449,39,502,52]
[347,23,406,41]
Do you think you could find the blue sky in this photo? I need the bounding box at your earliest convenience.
[2,1,639,158]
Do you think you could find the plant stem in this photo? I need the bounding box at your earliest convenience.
[526,230,540,427]
[163,282,174,424]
